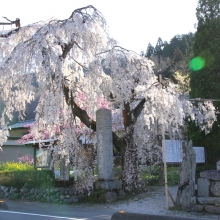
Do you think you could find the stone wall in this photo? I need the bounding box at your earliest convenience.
[196,162,220,214]
[0,183,125,204]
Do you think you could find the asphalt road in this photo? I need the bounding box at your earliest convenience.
[0,200,115,220]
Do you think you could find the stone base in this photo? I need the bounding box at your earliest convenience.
[197,197,220,205]
[205,205,220,214]
[200,170,220,180]
[103,191,117,203]
[95,180,121,190]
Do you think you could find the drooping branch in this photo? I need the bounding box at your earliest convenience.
[0,28,20,38]
[63,85,127,154]
[60,40,83,59]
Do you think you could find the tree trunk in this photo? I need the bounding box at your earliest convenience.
[122,126,139,191]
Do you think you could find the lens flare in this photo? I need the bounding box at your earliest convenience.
[189,57,205,71]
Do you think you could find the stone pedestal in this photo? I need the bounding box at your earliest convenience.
[96,108,114,181]
[95,180,121,190]
[200,170,220,180]
[211,182,220,197]
[197,178,210,197]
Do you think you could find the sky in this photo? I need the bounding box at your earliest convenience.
[0,0,198,54]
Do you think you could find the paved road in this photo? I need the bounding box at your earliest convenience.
[0,200,115,220]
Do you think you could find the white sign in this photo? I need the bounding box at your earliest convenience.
[163,140,205,163]
[193,147,205,163]
[164,140,182,163]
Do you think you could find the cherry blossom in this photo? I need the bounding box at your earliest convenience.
[0,5,217,190]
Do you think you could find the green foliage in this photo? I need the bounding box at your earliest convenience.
[189,1,220,165]
[196,0,220,25]
[145,43,154,58]
[0,162,53,188]
[162,33,194,58]
[167,166,180,186]
[143,33,194,86]
[138,166,179,186]
[80,189,106,203]
[0,161,34,171]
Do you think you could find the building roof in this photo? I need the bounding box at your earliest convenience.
[24,139,56,145]
[9,119,35,129]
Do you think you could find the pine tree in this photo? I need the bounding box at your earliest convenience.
[189,0,220,165]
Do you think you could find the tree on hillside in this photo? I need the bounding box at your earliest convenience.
[189,0,220,164]
[196,0,220,25]
[145,43,154,58]
[143,33,194,86]
[0,5,217,191]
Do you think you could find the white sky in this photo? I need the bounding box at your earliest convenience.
[0,0,198,54]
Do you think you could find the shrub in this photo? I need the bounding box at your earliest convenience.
[0,161,53,188]
[0,161,34,171]
[0,170,53,188]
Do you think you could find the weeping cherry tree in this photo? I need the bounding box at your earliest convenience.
[0,5,217,191]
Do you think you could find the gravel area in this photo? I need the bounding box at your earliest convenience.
[106,186,220,219]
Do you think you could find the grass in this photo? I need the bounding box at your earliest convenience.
[138,165,180,186]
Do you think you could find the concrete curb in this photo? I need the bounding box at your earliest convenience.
[0,201,8,210]
[111,212,208,220]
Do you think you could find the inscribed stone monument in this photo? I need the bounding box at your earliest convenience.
[96,108,114,181]
[175,140,196,211]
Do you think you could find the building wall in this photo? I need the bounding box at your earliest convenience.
[0,145,34,163]
[9,128,28,138]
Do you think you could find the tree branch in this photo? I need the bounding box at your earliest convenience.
[63,85,127,154]
[0,28,20,38]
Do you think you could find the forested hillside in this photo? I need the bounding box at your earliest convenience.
[140,0,220,165]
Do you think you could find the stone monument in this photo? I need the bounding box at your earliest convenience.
[175,140,196,211]
[60,150,70,181]
[95,108,121,190]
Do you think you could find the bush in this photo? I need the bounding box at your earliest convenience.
[80,190,106,203]
[0,169,52,188]
[167,166,179,185]
[0,161,34,171]
[0,170,54,188]
[0,162,53,188]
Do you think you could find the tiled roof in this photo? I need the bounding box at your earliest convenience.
[9,119,35,129]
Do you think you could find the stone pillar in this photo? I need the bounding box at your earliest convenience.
[197,178,210,197]
[96,108,114,181]
[95,108,121,191]
[60,150,70,181]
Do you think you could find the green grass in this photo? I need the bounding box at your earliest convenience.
[138,165,180,186]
